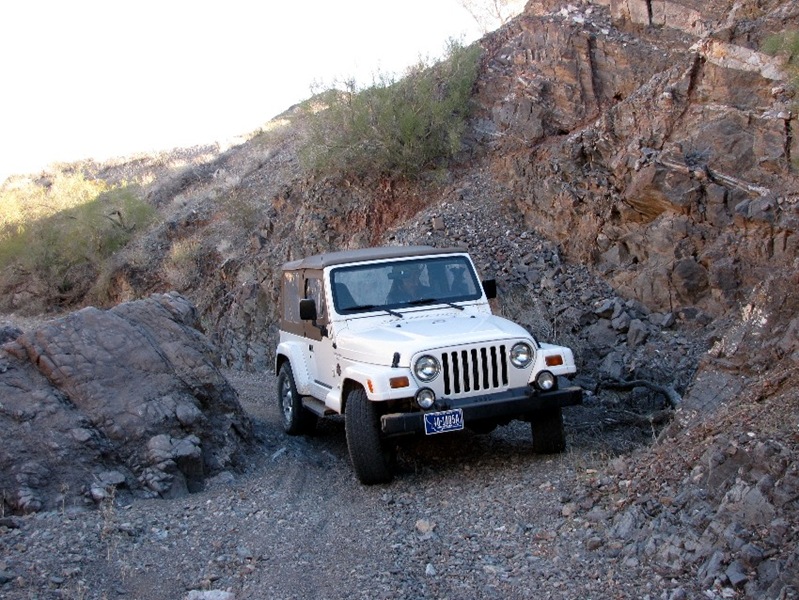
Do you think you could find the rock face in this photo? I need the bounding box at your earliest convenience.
[0,293,253,513]
[471,0,799,319]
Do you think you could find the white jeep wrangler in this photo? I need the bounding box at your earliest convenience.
[275,246,582,484]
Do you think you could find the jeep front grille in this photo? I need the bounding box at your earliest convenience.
[441,345,508,395]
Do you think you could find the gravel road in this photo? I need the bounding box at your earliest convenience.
[0,370,674,600]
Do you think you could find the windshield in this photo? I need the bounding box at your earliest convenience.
[330,255,483,314]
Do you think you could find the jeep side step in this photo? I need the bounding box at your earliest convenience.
[302,396,335,417]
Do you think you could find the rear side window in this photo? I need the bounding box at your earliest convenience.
[282,271,302,322]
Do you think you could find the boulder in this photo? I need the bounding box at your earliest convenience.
[0,293,253,513]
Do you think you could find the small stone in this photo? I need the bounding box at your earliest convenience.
[90,485,108,502]
[594,299,615,318]
[739,543,765,568]
[425,563,437,576]
[98,470,127,487]
[561,502,578,517]
[668,588,688,600]
[186,592,235,600]
[415,519,435,534]
[586,537,603,551]
[726,560,749,588]
[611,312,631,332]
[627,319,649,347]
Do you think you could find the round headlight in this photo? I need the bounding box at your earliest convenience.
[535,371,556,391]
[414,355,440,382]
[510,342,534,368]
[416,388,436,409]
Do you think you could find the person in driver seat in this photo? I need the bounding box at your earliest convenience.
[386,263,430,304]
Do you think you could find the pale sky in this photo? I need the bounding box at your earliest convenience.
[0,1,483,182]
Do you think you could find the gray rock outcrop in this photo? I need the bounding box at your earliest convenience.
[471,0,798,320]
[0,293,253,513]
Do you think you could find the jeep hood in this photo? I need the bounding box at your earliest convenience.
[335,313,531,367]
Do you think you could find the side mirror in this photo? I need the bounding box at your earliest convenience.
[482,279,497,300]
[299,298,317,321]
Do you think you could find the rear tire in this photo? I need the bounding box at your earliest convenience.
[531,407,566,454]
[277,363,317,435]
[345,387,395,484]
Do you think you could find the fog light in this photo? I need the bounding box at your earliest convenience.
[416,388,436,409]
[535,371,556,391]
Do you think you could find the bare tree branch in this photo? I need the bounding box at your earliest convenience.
[600,378,683,408]
[457,0,526,33]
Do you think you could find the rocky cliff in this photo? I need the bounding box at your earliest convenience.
[474,0,797,318]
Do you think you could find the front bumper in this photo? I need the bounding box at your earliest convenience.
[380,385,583,437]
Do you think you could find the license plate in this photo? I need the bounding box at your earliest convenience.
[424,409,464,435]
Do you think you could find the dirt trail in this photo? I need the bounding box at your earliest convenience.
[0,369,670,600]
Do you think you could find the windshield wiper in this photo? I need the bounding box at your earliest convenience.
[407,298,465,311]
[350,304,404,318]
[443,301,465,311]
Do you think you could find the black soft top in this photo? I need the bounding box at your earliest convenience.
[281,246,466,271]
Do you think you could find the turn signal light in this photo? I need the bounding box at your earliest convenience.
[545,355,564,367]
[390,376,410,389]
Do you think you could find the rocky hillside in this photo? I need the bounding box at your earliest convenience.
[1,0,798,597]
[12,0,790,378]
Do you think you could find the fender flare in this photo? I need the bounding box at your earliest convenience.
[275,342,312,396]
[339,362,417,405]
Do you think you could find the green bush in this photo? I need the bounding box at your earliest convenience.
[0,173,107,238]
[300,40,482,179]
[0,174,156,306]
[163,236,203,291]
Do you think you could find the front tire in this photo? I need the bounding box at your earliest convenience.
[531,407,566,454]
[344,387,395,484]
[277,363,317,435]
